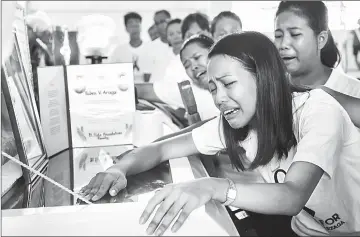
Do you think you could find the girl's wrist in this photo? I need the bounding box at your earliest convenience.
[210,177,230,203]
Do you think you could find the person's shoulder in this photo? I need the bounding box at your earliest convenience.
[138,40,153,49]
[292,89,343,117]
[109,42,132,63]
[330,68,359,81]
[308,88,340,104]
[325,68,360,97]
[146,38,161,48]
[168,55,181,67]
[110,42,131,56]
[149,39,172,51]
[301,89,347,122]
[113,42,130,51]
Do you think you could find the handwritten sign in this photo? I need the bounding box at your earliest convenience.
[66,63,135,147]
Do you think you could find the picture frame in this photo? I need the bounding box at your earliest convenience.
[13,1,34,90]
[1,32,48,183]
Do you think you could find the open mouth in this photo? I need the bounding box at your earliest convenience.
[223,108,240,116]
[195,71,206,79]
[282,56,296,62]
[173,40,183,45]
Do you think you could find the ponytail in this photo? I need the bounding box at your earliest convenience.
[321,30,341,68]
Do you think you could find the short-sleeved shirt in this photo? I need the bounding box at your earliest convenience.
[325,68,360,98]
[192,89,360,235]
[109,42,153,83]
[147,38,174,83]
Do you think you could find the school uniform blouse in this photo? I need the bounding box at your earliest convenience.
[325,68,360,98]
[191,89,360,235]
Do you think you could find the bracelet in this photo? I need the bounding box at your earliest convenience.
[222,178,237,206]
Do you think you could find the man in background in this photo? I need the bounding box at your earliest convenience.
[147,10,174,82]
[153,10,171,44]
[148,24,159,41]
[109,12,152,82]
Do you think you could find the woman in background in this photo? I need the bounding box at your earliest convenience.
[166,18,183,56]
[211,11,243,41]
[274,1,360,98]
[136,13,218,121]
[181,12,212,39]
[151,13,213,110]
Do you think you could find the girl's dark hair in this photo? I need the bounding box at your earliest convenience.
[166,18,182,46]
[179,34,214,61]
[276,1,341,68]
[208,32,309,171]
[166,18,182,33]
[181,13,210,39]
[210,11,242,35]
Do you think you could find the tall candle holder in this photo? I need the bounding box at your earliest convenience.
[60,26,71,65]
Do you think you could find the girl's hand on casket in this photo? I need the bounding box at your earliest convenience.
[139,178,215,236]
[79,166,127,201]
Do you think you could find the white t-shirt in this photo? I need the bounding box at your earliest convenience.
[192,89,360,235]
[147,38,174,82]
[109,42,152,83]
[153,55,219,120]
[325,68,360,98]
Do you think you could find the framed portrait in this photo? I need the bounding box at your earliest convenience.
[1,32,47,183]
[13,1,34,89]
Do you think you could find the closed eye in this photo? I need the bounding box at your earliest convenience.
[224,81,236,87]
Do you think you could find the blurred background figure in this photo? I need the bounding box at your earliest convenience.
[153,10,171,44]
[211,11,242,41]
[181,12,212,39]
[26,10,54,67]
[147,10,173,82]
[109,12,152,82]
[25,10,54,109]
[166,18,183,55]
[148,24,159,41]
